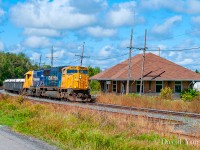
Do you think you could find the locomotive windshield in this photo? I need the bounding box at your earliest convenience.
[67,69,78,74]
[80,70,88,75]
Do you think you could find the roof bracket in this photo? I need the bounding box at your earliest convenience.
[151,71,165,80]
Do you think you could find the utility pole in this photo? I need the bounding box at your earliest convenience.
[51,46,54,67]
[75,42,89,66]
[126,29,133,95]
[46,46,57,68]
[38,54,45,69]
[158,47,160,57]
[81,42,85,66]
[140,29,147,96]
[39,54,42,68]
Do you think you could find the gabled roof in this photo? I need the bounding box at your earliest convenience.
[90,53,200,81]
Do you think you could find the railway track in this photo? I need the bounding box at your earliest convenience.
[1,89,200,119]
[90,103,200,119]
[1,90,200,135]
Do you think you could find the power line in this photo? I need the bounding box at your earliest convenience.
[67,58,81,65]
[144,46,200,52]
[147,29,200,42]
[90,52,131,61]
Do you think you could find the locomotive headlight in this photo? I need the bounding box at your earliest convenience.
[79,75,82,79]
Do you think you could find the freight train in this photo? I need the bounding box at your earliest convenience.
[3,66,92,102]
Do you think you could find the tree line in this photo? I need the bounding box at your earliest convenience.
[0,52,38,85]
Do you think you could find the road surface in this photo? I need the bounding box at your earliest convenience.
[0,125,57,150]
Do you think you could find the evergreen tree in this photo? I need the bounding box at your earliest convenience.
[0,52,39,85]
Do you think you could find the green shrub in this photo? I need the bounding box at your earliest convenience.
[89,80,100,92]
[160,87,172,100]
[181,88,199,101]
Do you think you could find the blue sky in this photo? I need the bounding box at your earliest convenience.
[0,0,200,71]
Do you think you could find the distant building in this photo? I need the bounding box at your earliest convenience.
[90,53,200,94]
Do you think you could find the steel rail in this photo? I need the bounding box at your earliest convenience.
[1,90,200,119]
[90,103,200,118]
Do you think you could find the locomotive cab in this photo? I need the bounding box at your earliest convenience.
[60,66,91,101]
[61,66,89,90]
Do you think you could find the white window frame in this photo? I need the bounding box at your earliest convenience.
[156,81,163,93]
[174,81,182,93]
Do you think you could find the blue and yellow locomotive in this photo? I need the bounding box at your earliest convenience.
[3,66,92,102]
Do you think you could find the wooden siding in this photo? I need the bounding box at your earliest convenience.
[100,80,193,94]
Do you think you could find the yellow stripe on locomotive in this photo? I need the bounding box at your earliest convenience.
[61,66,89,90]
[23,71,33,89]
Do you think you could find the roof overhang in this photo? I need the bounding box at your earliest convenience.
[90,78,200,82]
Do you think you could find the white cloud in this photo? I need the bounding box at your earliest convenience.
[0,8,4,17]
[30,52,40,61]
[10,0,96,30]
[187,0,200,14]
[151,16,182,35]
[177,58,193,65]
[105,1,138,27]
[87,26,117,38]
[46,49,65,58]
[140,0,184,12]
[23,28,61,37]
[119,40,130,49]
[168,51,175,57]
[9,44,25,54]
[191,16,200,24]
[99,45,114,57]
[23,36,50,48]
[140,0,200,14]
[0,41,4,50]
[158,44,167,50]
[70,0,108,14]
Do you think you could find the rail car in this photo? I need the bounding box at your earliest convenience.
[3,66,92,102]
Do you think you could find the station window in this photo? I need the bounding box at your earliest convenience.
[112,81,117,92]
[136,81,143,93]
[175,81,182,93]
[156,81,163,92]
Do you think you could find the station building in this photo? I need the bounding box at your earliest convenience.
[90,53,200,94]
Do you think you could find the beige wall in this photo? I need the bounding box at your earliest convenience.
[100,80,192,94]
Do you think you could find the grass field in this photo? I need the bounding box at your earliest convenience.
[0,93,199,149]
[97,93,200,114]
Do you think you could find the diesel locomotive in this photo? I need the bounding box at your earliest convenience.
[3,66,92,102]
